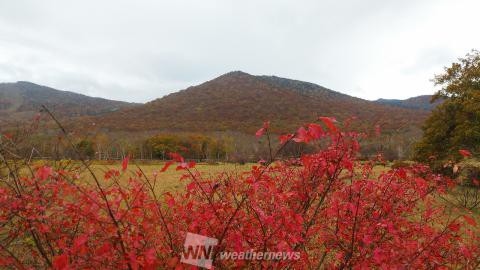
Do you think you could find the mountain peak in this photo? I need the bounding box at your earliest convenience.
[86,72,429,134]
[16,81,38,85]
[224,70,251,76]
[214,71,252,80]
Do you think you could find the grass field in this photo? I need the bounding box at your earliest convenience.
[72,161,391,194]
[82,161,255,194]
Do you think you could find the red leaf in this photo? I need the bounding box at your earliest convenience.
[73,235,88,249]
[168,152,184,163]
[463,215,477,227]
[293,127,309,143]
[122,155,129,171]
[129,250,139,270]
[187,182,196,191]
[255,121,270,138]
[176,161,196,171]
[373,248,383,264]
[414,177,428,189]
[144,248,157,265]
[448,223,460,232]
[166,196,175,207]
[167,257,179,267]
[95,243,112,256]
[161,161,175,172]
[3,133,13,140]
[307,123,323,139]
[38,223,50,233]
[279,133,294,144]
[36,166,53,181]
[319,116,337,132]
[459,149,472,158]
[255,127,265,138]
[362,234,373,245]
[53,254,69,270]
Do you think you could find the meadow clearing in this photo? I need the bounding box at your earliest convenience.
[76,161,391,193]
[86,161,255,194]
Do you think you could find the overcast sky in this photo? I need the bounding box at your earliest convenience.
[0,0,479,103]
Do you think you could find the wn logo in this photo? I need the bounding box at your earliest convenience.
[180,232,219,269]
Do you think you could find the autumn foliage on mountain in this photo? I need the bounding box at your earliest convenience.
[0,81,137,126]
[77,71,428,134]
[0,73,434,162]
[1,117,478,269]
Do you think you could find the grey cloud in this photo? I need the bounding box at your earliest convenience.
[0,0,479,102]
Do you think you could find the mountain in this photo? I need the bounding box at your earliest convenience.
[375,95,442,111]
[78,71,429,134]
[0,81,138,125]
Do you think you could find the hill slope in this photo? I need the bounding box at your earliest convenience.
[0,81,138,125]
[81,71,429,134]
[375,95,441,111]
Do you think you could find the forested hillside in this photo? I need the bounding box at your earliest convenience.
[79,71,429,134]
[0,81,138,125]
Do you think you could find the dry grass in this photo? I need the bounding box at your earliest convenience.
[80,161,392,194]
[82,161,254,194]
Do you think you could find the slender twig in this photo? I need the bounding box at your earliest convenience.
[41,105,133,270]
[135,164,177,253]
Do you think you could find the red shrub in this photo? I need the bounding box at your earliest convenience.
[0,120,478,269]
